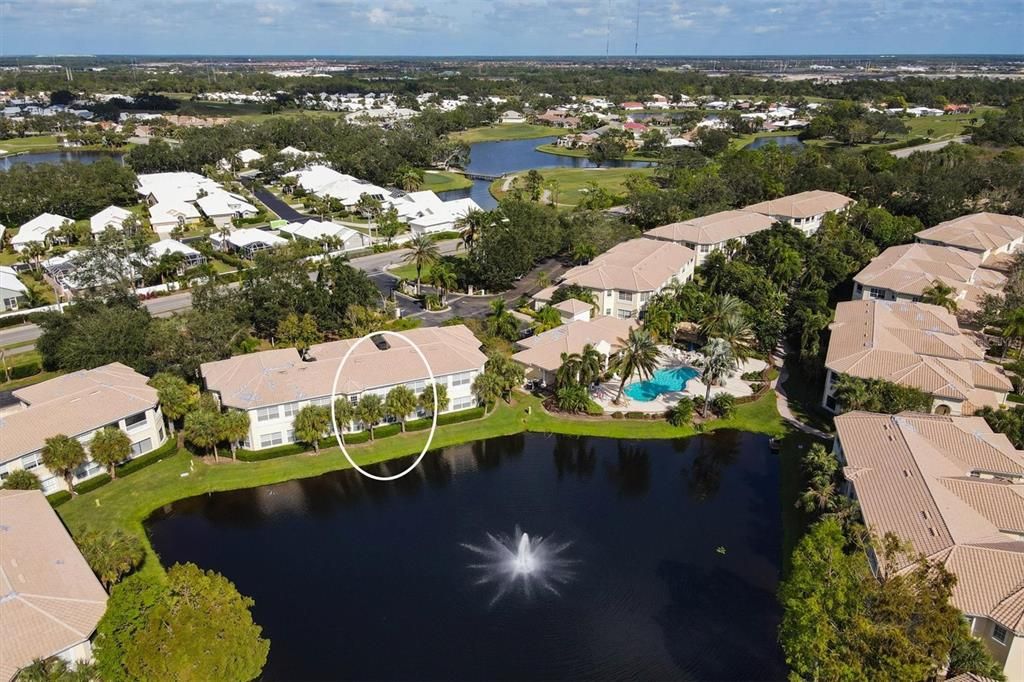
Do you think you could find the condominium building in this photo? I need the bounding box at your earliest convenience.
[742,190,854,237]
[645,210,775,266]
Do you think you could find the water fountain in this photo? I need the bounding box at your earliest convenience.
[461,526,576,606]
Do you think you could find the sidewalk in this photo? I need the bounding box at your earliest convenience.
[771,356,832,440]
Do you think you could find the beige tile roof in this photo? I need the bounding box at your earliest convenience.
[0,490,107,681]
[835,411,1024,633]
[742,190,854,219]
[552,299,591,316]
[512,316,636,373]
[558,238,694,293]
[915,212,1024,253]
[202,325,487,409]
[853,243,1006,312]
[645,210,775,245]
[1,363,158,461]
[826,301,1010,408]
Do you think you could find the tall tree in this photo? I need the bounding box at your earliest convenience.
[149,373,197,435]
[417,383,449,416]
[219,410,250,460]
[40,434,87,495]
[384,385,418,432]
[184,409,222,460]
[611,328,663,404]
[356,394,385,440]
[922,279,958,312]
[333,398,356,435]
[697,338,737,418]
[89,426,131,480]
[486,298,519,341]
[276,312,322,359]
[292,404,330,455]
[77,527,145,588]
[401,234,440,295]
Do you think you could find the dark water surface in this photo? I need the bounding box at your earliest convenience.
[0,149,125,170]
[440,137,652,209]
[146,432,785,681]
[743,135,805,150]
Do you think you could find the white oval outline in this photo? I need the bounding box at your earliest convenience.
[329,330,438,481]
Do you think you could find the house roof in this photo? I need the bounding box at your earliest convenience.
[89,206,133,235]
[558,238,694,293]
[915,212,1024,254]
[826,300,1010,407]
[221,228,287,249]
[834,411,1024,634]
[1,363,159,461]
[853,243,1006,312]
[149,200,200,225]
[236,148,264,163]
[0,266,27,295]
[195,191,257,218]
[202,325,487,409]
[742,190,854,219]
[553,299,591,316]
[148,238,200,259]
[12,213,71,245]
[136,171,222,204]
[512,316,636,373]
[645,210,775,246]
[0,490,108,681]
[279,219,364,245]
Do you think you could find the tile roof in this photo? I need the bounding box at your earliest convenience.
[826,300,1010,408]
[835,411,1024,633]
[558,238,694,293]
[742,190,854,219]
[853,243,1006,313]
[645,210,775,246]
[915,212,1024,253]
[0,490,107,681]
[202,325,487,409]
[512,316,636,372]
[1,363,158,461]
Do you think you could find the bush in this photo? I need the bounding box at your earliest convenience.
[625,411,646,420]
[424,293,444,311]
[710,393,736,418]
[666,396,695,427]
[586,400,604,416]
[236,443,307,462]
[749,382,765,394]
[214,251,248,268]
[1008,393,1024,404]
[611,411,624,419]
[0,311,46,329]
[118,438,179,477]
[1,468,41,490]
[47,490,72,508]
[406,407,485,431]
[693,395,706,413]
[75,473,112,495]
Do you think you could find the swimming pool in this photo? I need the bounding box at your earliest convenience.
[624,365,700,402]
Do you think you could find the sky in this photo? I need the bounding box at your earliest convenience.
[0,0,1021,57]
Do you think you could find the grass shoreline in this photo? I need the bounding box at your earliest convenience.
[57,391,788,580]
[451,123,558,144]
[534,142,660,162]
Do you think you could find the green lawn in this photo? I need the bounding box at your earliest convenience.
[491,166,656,206]
[534,143,659,162]
[57,391,784,580]
[0,135,61,154]
[776,429,825,577]
[451,123,558,144]
[390,253,465,282]
[422,170,473,192]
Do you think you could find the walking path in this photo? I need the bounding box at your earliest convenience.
[770,355,832,440]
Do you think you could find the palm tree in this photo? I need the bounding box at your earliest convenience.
[149,373,197,436]
[455,210,488,253]
[716,311,756,362]
[184,409,222,460]
[356,394,385,440]
[385,385,419,432]
[333,398,356,435]
[428,261,458,304]
[699,294,747,340]
[40,434,87,495]
[556,384,590,413]
[401,234,440,295]
[922,280,958,312]
[398,167,424,191]
[293,405,331,455]
[578,344,604,387]
[26,241,47,273]
[219,410,251,459]
[418,383,450,416]
[472,371,503,412]
[487,298,519,341]
[832,374,872,412]
[89,426,131,480]
[532,305,562,334]
[697,338,737,418]
[666,397,695,427]
[557,351,582,388]
[1002,307,1024,359]
[611,328,663,404]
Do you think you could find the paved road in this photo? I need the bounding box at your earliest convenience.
[0,239,463,351]
[890,135,969,158]
[250,186,308,222]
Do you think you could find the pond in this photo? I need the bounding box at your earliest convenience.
[743,135,805,151]
[439,137,652,209]
[0,149,125,170]
[146,432,785,681]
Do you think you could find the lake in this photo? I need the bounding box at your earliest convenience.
[146,432,785,681]
[0,149,125,170]
[440,137,652,209]
[743,135,805,151]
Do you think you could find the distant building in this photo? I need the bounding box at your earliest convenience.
[741,190,854,237]
[915,212,1024,264]
[645,210,775,266]
[211,228,287,259]
[89,206,134,236]
[499,110,526,124]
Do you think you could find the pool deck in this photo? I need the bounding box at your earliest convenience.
[593,347,768,414]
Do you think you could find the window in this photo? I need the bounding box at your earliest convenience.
[700,244,711,253]
[256,406,280,422]
[130,438,153,457]
[282,402,300,418]
[617,291,633,302]
[993,625,1008,644]
[311,397,331,407]
[285,430,296,444]
[452,396,477,411]
[408,380,426,394]
[259,432,283,448]
[639,292,651,303]
[617,310,634,320]
[451,371,472,387]
[124,412,148,430]
[21,453,42,470]
[868,287,885,300]
[74,461,102,480]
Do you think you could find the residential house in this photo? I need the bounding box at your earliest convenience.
[285,165,390,210]
[832,412,1024,679]
[822,300,1010,415]
[0,266,28,311]
[915,212,1024,265]
[620,101,644,111]
[211,228,287,258]
[742,190,855,236]
[235,148,264,166]
[195,190,258,228]
[148,200,202,236]
[136,171,222,206]
[536,109,580,128]
[553,298,593,323]
[645,209,775,266]
[393,193,481,236]
[512,315,636,386]
[200,325,487,450]
[148,238,206,271]
[852,243,1006,314]
[499,110,526,124]
[11,213,72,252]
[533,238,695,320]
[89,206,134,236]
[278,219,371,252]
[0,489,108,681]
[0,363,167,493]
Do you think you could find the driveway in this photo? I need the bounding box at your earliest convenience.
[250,185,308,222]
[890,135,969,158]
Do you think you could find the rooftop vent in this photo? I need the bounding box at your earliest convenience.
[370,334,390,351]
